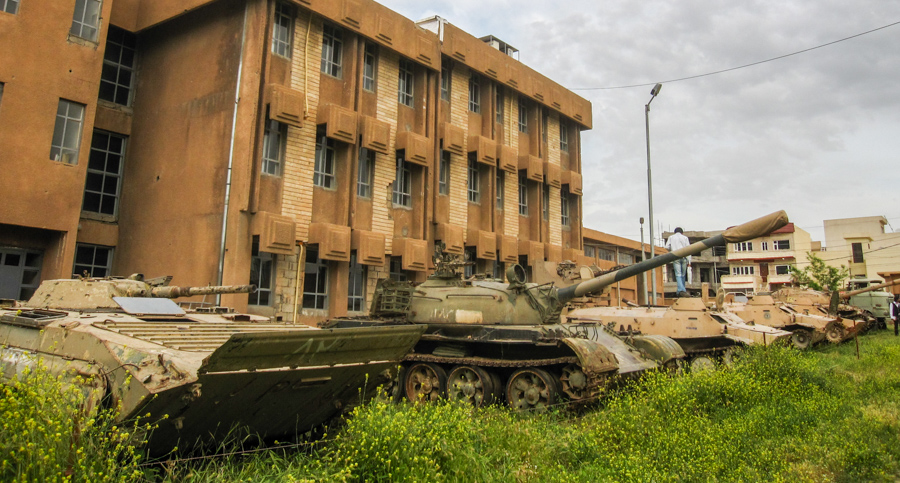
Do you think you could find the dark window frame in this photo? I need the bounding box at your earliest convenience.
[82,130,126,218]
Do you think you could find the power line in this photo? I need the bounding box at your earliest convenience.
[570,20,900,91]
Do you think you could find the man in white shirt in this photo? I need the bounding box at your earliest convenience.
[665,227,691,297]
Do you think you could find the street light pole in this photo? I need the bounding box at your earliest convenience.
[645,83,662,305]
[640,217,648,306]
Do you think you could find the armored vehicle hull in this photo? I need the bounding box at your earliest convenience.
[0,277,423,454]
[727,294,862,349]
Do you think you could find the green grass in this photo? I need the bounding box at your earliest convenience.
[6,331,900,482]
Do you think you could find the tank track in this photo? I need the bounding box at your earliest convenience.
[404,353,579,368]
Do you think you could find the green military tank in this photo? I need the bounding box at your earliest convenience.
[325,211,790,409]
[0,274,423,454]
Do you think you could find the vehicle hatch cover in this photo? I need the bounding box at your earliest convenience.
[114,297,186,316]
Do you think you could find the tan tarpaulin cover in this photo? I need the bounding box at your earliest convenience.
[722,210,789,243]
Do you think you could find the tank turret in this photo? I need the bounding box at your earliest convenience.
[26,274,256,311]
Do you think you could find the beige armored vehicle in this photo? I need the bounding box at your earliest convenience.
[726,293,862,349]
[0,275,424,454]
[565,296,792,371]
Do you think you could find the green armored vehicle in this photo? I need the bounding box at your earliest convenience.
[842,279,897,329]
[326,211,789,409]
[0,275,423,454]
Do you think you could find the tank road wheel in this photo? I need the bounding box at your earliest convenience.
[447,365,499,407]
[689,356,716,372]
[825,322,847,344]
[506,368,560,411]
[721,347,742,366]
[403,362,447,403]
[559,364,594,400]
[791,329,814,350]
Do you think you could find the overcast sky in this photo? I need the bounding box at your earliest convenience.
[378,0,900,247]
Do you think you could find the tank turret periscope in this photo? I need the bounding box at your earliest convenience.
[329,211,790,409]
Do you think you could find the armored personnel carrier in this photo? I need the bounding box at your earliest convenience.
[0,275,424,454]
[325,211,790,408]
[565,295,792,371]
[841,279,898,329]
[726,293,862,349]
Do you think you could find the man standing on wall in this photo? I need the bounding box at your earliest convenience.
[666,227,691,297]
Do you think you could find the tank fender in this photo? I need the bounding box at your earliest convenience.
[560,338,619,375]
[628,335,686,364]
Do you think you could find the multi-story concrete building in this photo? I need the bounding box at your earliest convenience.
[720,223,812,294]
[581,228,665,305]
[0,0,590,325]
[823,216,900,281]
[661,230,727,298]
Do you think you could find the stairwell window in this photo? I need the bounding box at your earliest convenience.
[272,2,294,58]
[73,243,112,278]
[398,59,414,107]
[262,116,285,176]
[560,122,569,152]
[1,0,19,14]
[357,148,373,198]
[249,237,274,306]
[561,187,570,226]
[313,131,335,188]
[303,246,328,310]
[542,185,549,220]
[362,43,377,92]
[348,252,367,312]
[468,74,481,113]
[467,155,480,203]
[496,87,504,124]
[518,172,528,216]
[321,24,343,78]
[518,96,528,133]
[438,150,450,196]
[51,100,86,164]
[496,169,505,210]
[393,155,412,207]
[71,0,102,42]
[99,26,137,106]
[440,58,451,101]
[852,243,864,263]
[82,130,125,218]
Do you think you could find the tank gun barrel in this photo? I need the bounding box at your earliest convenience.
[840,279,900,298]
[149,284,257,298]
[557,210,789,303]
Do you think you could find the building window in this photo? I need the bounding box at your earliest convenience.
[303,246,328,310]
[851,243,864,263]
[272,2,294,58]
[348,252,367,312]
[760,241,769,251]
[468,74,481,113]
[389,256,409,282]
[71,0,102,42]
[467,156,480,203]
[496,87,504,124]
[518,172,528,216]
[0,247,42,301]
[773,240,791,250]
[393,155,412,207]
[492,261,503,280]
[496,169,504,210]
[584,245,595,258]
[560,122,569,153]
[83,130,125,217]
[775,265,790,275]
[0,83,4,107]
[598,248,615,262]
[1,0,19,14]
[73,243,112,278]
[542,185,549,220]
[440,58,451,101]
[357,148,374,198]
[732,266,755,275]
[733,242,753,252]
[712,246,726,257]
[618,253,634,265]
[249,237,274,306]
[362,43,377,92]
[321,24,343,78]
[99,26,136,106]
[561,187,570,227]
[542,110,548,144]
[51,100,86,164]
[518,97,528,133]
[438,150,450,196]
[313,131,335,188]
[262,117,285,176]
[398,59,414,107]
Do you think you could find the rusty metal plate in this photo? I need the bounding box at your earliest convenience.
[201,325,425,373]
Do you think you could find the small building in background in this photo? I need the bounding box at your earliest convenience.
[824,216,900,281]
[720,223,813,294]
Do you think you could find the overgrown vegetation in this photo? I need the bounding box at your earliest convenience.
[791,252,850,292]
[0,359,146,482]
[6,332,900,482]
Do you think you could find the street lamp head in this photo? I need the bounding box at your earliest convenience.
[640,217,645,224]
[650,83,662,97]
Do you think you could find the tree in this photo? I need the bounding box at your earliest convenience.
[789,252,849,292]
